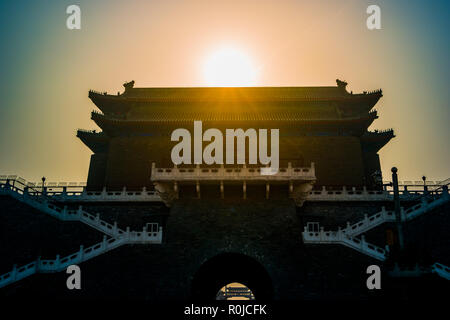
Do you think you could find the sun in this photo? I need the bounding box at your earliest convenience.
[203,47,258,87]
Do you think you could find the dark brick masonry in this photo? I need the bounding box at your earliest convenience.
[1,195,449,301]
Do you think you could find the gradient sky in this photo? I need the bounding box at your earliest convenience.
[0,0,448,184]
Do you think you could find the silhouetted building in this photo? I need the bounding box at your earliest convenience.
[78,79,393,191]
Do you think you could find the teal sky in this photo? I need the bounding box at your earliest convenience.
[0,0,448,183]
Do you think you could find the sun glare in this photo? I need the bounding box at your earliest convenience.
[203,47,258,87]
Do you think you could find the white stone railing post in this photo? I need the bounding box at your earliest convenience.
[345,221,351,233]
[11,264,17,282]
[112,222,118,237]
[400,207,406,222]
[55,255,60,270]
[77,205,83,218]
[319,227,324,241]
[380,206,386,219]
[363,214,369,228]
[36,256,41,271]
[157,226,163,242]
[142,225,147,241]
[62,205,68,219]
[101,235,107,250]
[78,245,84,262]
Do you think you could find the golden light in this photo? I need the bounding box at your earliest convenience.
[203,47,259,87]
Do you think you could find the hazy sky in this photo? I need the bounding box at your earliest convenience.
[0,0,448,183]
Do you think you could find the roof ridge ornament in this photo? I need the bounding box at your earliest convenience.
[336,79,348,90]
[123,80,135,92]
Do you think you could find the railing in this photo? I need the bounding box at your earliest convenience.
[224,288,255,299]
[0,230,161,288]
[371,128,394,134]
[387,262,450,280]
[0,180,162,240]
[432,263,450,280]
[89,89,107,95]
[2,175,448,202]
[35,187,159,202]
[91,109,104,115]
[341,207,396,237]
[0,176,160,202]
[0,179,164,288]
[151,162,316,181]
[314,191,449,237]
[302,226,387,261]
[340,190,449,237]
[308,186,389,201]
[76,129,98,134]
[309,180,449,201]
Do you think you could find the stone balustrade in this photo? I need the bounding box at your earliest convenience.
[2,175,448,203]
[308,183,449,201]
[387,262,450,280]
[302,225,387,261]
[310,190,449,238]
[341,206,396,237]
[0,182,163,288]
[432,263,450,280]
[0,230,162,288]
[150,162,316,182]
[1,181,163,240]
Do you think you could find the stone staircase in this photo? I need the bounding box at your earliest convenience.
[302,184,450,280]
[0,233,161,288]
[302,189,449,261]
[341,190,449,237]
[387,262,450,280]
[302,227,388,261]
[0,181,161,239]
[432,263,450,280]
[0,180,163,288]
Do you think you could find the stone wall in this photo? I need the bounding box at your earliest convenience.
[101,134,368,189]
[2,195,447,300]
[86,153,108,190]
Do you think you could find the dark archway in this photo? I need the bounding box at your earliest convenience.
[191,253,274,301]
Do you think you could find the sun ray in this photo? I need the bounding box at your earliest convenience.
[203,47,258,87]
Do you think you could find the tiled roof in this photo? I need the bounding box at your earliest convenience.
[91,110,376,123]
[122,86,349,101]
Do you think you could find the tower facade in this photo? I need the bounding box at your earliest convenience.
[78,79,393,191]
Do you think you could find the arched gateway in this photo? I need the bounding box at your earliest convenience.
[191,253,273,301]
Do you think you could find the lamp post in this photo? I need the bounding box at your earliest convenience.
[422,175,427,194]
[392,167,404,250]
[41,176,46,196]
